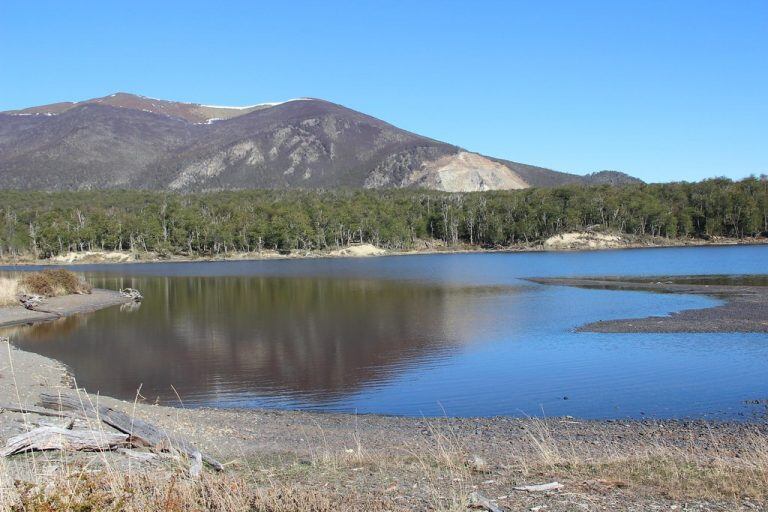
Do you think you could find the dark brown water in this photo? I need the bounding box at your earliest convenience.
[3,245,768,419]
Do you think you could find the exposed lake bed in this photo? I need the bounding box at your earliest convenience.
[531,275,768,333]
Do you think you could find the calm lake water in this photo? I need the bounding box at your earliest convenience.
[2,245,768,420]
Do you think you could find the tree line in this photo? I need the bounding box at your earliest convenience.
[0,177,766,259]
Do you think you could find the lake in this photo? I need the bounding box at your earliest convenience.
[2,245,767,420]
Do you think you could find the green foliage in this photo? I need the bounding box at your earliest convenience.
[0,177,766,259]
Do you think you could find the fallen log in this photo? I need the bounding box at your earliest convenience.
[1,426,129,456]
[32,418,76,430]
[0,403,73,418]
[39,392,223,471]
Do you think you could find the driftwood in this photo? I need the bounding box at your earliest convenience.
[512,481,564,492]
[1,426,130,456]
[18,294,44,309]
[32,418,76,430]
[0,403,72,418]
[39,392,223,471]
[119,288,143,302]
[467,491,506,512]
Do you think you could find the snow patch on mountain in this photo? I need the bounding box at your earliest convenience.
[201,98,313,109]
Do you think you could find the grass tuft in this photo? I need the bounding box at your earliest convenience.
[0,278,20,306]
[2,469,400,512]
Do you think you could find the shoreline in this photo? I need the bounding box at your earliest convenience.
[0,235,765,268]
[0,288,133,329]
[530,276,768,333]
[1,279,767,508]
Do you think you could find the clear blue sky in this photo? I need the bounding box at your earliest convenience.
[1,0,765,182]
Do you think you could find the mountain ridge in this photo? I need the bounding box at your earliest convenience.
[0,93,642,192]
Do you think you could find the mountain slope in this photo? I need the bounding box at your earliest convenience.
[0,93,641,191]
[489,157,643,188]
[141,98,459,191]
[0,104,194,189]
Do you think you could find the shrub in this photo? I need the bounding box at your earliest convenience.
[18,269,92,297]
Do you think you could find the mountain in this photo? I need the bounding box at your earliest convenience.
[0,93,641,192]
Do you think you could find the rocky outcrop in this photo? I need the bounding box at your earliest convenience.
[407,151,529,192]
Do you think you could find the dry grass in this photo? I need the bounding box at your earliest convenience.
[1,469,400,512]
[0,277,20,306]
[519,417,768,503]
[595,433,768,501]
[0,421,766,511]
[18,269,92,298]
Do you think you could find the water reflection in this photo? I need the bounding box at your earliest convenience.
[2,245,768,419]
[4,276,520,406]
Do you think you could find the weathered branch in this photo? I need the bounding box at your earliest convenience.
[18,294,44,310]
[1,426,130,457]
[39,392,223,471]
[0,403,73,418]
[119,288,143,302]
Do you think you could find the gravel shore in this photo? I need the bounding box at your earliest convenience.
[529,276,768,333]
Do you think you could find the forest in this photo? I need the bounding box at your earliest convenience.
[0,177,766,259]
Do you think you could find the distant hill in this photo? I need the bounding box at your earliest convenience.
[0,93,641,192]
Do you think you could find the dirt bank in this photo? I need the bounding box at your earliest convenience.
[542,231,626,250]
[529,276,768,333]
[329,243,388,257]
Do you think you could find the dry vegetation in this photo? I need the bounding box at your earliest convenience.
[0,270,91,306]
[0,278,19,307]
[19,269,92,297]
[0,417,765,511]
[518,419,768,503]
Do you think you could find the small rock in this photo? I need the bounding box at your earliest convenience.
[466,455,490,473]
[467,491,505,512]
[513,482,564,492]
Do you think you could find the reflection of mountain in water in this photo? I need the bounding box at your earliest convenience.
[6,276,517,407]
